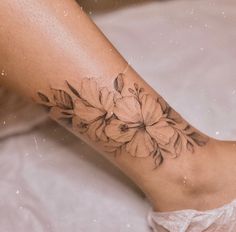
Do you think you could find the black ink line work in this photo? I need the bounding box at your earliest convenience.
[37,74,209,167]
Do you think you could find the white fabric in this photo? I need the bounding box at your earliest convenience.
[1,0,236,231]
[148,199,236,232]
[0,87,150,232]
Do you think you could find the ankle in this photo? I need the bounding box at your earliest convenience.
[141,136,224,211]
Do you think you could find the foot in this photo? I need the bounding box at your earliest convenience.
[142,137,236,212]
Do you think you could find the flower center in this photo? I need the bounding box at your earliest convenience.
[119,124,129,133]
[79,122,89,129]
[138,123,146,129]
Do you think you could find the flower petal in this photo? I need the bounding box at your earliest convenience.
[114,96,142,123]
[126,130,155,157]
[100,87,114,118]
[80,78,102,108]
[105,119,137,143]
[87,118,104,141]
[141,94,163,126]
[96,120,108,142]
[74,99,104,123]
[146,120,175,145]
[103,140,123,153]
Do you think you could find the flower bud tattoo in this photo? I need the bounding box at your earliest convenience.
[37,74,209,167]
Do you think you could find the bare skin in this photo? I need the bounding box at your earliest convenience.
[0,0,236,212]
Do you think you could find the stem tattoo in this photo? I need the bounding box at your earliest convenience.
[37,74,209,167]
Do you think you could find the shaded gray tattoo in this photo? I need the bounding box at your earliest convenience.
[37,74,209,166]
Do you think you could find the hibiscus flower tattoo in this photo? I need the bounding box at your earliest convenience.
[37,74,209,166]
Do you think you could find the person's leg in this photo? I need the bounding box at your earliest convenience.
[1,0,236,212]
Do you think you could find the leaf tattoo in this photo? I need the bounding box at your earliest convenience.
[66,80,81,98]
[51,89,74,110]
[114,73,124,93]
[37,75,209,167]
[37,92,50,103]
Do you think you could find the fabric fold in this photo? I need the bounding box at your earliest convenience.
[147,199,236,232]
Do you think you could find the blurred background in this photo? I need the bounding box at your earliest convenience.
[77,0,153,13]
[1,1,236,231]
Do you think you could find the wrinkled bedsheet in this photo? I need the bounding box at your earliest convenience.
[0,0,236,231]
[148,199,236,232]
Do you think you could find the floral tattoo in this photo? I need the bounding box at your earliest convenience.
[37,74,209,167]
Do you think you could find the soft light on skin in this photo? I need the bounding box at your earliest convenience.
[0,0,127,96]
[1,0,236,213]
